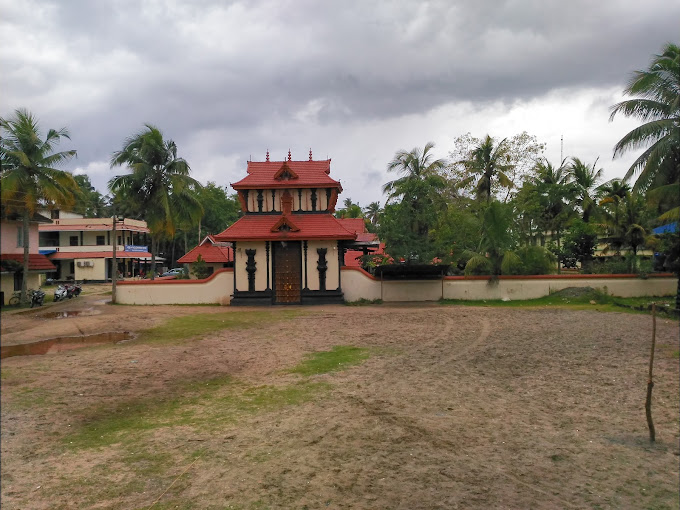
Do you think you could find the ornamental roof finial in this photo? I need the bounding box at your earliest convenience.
[265,149,269,162]
[309,148,313,161]
[288,149,292,161]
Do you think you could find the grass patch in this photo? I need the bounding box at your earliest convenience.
[288,345,370,376]
[440,289,676,317]
[345,298,383,306]
[65,375,329,450]
[136,310,303,345]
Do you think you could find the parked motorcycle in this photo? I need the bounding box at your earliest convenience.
[65,283,82,299]
[30,289,46,308]
[54,285,68,302]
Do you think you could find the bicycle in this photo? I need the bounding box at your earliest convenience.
[8,289,35,306]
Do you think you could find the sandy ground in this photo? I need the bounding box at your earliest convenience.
[1,292,679,509]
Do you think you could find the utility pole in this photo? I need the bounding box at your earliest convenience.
[112,215,118,304]
[560,135,564,163]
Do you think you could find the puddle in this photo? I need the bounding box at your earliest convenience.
[39,309,100,319]
[1,331,134,359]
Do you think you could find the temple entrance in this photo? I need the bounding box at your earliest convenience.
[273,241,301,304]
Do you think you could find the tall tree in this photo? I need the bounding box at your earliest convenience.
[599,190,650,270]
[381,143,447,261]
[364,201,382,227]
[529,158,576,271]
[610,42,680,196]
[0,108,78,303]
[383,142,447,202]
[73,174,110,217]
[456,135,514,203]
[568,157,604,222]
[109,124,202,278]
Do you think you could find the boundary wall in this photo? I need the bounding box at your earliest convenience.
[117,268,233,305]
[116,266,676,305]
[341,267,677,302]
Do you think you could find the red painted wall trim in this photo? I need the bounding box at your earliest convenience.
[118,267,233,285]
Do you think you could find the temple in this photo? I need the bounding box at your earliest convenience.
[214,151,357,305]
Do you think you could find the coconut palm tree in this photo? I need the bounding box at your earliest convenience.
[457,135,514,203]
[364,201,382,227]
[610,42,680,194]
[109,124,203,279]
[569,157,604,222]
[599,190,649,270]
[382,142,447,200]
[0,108,78,303]
[530,158,576,271]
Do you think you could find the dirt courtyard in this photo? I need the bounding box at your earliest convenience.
[1,295,679,509]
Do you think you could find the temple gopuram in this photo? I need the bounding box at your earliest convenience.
[214,150,357,305]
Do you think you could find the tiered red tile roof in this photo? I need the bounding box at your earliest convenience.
[217,156,356,243]
[215,214,356,242]
[0,253,56,271]
[178,235,234,264]
[231,159,341,190]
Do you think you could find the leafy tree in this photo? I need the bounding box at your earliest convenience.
[455,135,513,203]
[448,132,545,201]
[528,158,576,270]
[568,157,604,222]
[431,205,482,269]
[197,182,241,240]
[463,201,518,275]
[109,124,203,279]
[336,198,364,219]
[561,219,599,271]
[610,42,680,197]
[383,142,447,202]
[73,174,110,217]
[0,108,78,303]
[382,143,447,254]
[600,190,650,270]
[191,254,211,279]
[379,178,444,263]
[363,201,382,227]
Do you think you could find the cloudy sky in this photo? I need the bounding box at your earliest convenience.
[2,0,678,206]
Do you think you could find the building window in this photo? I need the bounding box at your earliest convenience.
[96,235,105,246]
[70,236,79,246]
[51,210,60,219]
[16,228,24,248]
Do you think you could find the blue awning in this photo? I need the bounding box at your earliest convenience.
[652,223,678,234]
[39,249,57,255]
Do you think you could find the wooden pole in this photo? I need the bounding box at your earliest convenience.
[111,216,118,304]
[645,303,657,442]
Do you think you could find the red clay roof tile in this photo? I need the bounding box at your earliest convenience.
[1,253,56,271]
[232,160,341,190]
[177,244,233,264]
[214,214,356,241]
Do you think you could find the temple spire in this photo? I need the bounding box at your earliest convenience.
[288,149,292,161]
[265,149,269,162]
[309,148,313,161]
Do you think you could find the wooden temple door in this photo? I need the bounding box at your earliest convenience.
[273,241,302,304]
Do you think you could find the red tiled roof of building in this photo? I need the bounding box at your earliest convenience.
[214,214,357,241]
[178,243,233,264]
[1,253,56,271]
[336,218,367,233]
[48,251,153,260]
[231,160,341,190]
